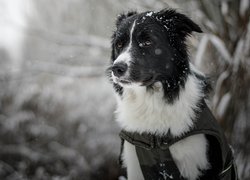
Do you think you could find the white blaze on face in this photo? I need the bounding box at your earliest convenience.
[112,20,136,82]
[113,20,136,65]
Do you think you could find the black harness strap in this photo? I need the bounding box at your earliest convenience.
[118,138,125,166]
[120,131,186,180]
[119,103,237,180]
[136,146,185,180]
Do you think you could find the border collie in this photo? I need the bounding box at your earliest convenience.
[107,9,236,180]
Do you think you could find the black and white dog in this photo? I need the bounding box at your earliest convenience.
[107,9,236,180]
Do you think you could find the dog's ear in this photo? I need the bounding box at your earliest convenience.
[155,9,202,38]
[116,11,137,27]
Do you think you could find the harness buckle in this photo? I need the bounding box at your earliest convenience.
[219,159,236,179]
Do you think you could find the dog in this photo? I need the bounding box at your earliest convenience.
[107,9,237,180]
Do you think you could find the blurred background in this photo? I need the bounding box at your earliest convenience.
[0,0,249,179]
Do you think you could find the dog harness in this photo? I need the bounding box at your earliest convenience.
[119,103,238,180]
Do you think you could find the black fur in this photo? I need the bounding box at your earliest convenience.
[107,9,226,180]
[107,9,209,103]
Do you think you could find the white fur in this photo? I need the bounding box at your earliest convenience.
[169,134,210,180]
[123,141,144,180]
[116,74,203,136]
[116,71,210,180]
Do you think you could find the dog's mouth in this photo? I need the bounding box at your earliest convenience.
[112,75,132,85]
[111,70,156,87]
[114,76,156,87]
[119,79,131,84]
[116,76,156,87]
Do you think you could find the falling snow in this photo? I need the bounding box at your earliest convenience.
[155,48,162,55]
[146,11,153,17]
[0,0,249,179]
[164,25,170,31]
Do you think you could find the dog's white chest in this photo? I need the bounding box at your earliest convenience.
[117,76,210,179]
[122,134,209,180]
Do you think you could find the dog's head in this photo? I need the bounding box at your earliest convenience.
[108,9,204,102]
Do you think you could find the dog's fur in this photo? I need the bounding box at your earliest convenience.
[107,9,220,180]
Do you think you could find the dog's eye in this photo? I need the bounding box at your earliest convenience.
[139,40,152,47]
[116,41,123,49]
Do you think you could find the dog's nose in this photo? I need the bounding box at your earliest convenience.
[112,63,128,77]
